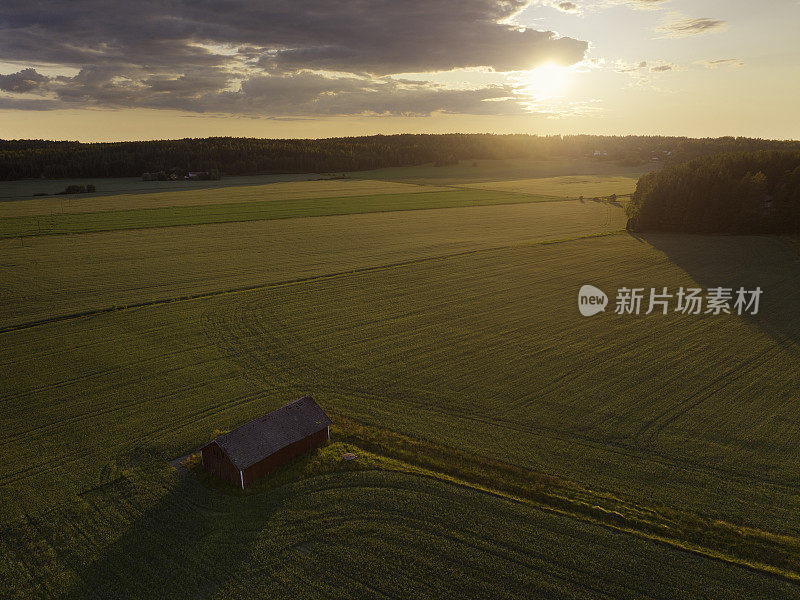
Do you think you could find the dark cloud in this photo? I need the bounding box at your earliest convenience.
[0,69,528,116]
[0,0,589,116]
[556,2,579,12]
[0,68,49,92]
[657,17,727,37]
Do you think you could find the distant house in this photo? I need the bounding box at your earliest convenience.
[201,396,331,489]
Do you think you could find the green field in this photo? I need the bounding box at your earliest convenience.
[0,200,622,327]
[4,231,800,527]
[4,447,795,600]
[3,168,799,597]
[0,188,569,238]
[463,174,639,198]
[346,157,657,185]
[0,179,451,217]
[0,173,323,200]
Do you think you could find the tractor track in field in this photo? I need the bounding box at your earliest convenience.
[193,250,800,496]
[635,344,780,447]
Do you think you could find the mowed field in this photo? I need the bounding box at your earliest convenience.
[3,167,800,597]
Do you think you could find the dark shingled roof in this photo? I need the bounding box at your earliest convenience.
[213,396,331,470]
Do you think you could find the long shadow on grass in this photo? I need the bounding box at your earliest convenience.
[61,474,277,600]
[637,232,800,348]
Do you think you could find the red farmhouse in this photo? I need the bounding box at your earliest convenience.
[201,395,331,489]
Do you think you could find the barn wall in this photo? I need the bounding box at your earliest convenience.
[201,441,240,487]
[242,427,329,488]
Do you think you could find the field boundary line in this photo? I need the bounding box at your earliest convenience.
[0,230,625,334]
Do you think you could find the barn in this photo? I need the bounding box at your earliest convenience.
[200,395,331,489]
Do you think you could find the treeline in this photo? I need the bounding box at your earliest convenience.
[1,134,798,181]
[627,150,800,233]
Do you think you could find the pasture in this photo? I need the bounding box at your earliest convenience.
[3,166,799,597]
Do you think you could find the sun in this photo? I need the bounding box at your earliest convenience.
[518,63,570,98]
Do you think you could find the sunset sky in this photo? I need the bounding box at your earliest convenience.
[0,0,798,141]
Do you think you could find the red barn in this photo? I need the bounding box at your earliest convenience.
[201,395,331,489]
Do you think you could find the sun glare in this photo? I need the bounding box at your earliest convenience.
[519,63,570,98]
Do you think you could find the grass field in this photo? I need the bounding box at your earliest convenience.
[3,167,799,597]
[0,188,570,238]
[0,173,323,200]
[4,446,796,600]
[0,157,655,202]
[0,200,622,327]
[0,179,450,218]
[463,175,639,198]
[3,232,800,529]
[346,157,657,185]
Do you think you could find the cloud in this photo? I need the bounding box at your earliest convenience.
[537,0,667,12]
[696,58,744,69]
[556,2,580,12]
[657,17,727,37]
[0,68,49,93]
[0,0,590,117]
[0,69,530,117]
[613,59,681,87]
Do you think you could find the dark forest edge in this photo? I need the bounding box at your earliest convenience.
[1,134,799,181]
[627,150,800,234]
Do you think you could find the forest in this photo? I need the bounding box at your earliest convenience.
[627,150,800,233]
[1,134,799,181]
